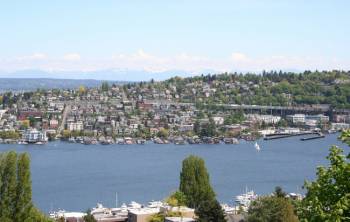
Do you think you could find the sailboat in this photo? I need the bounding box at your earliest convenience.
[254,142,261,151]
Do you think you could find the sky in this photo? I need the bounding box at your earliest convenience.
[0,0,349,78]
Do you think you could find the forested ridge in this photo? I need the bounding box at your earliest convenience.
[152,70,350,109]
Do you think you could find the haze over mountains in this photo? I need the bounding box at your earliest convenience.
[0,68,212,91]
[0,69,207,82]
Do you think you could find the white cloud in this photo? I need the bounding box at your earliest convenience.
[17,53,48,61]
[63,53,81,61]
[231,52,249,61]
[0,50,349,74]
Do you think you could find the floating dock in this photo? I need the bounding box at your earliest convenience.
[263,132,314,140]
[300,134,325,141]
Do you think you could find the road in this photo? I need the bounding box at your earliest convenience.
[58,104,71,133]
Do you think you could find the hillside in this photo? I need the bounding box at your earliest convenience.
[124,70,350,109]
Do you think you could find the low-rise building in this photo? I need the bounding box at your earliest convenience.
[246,114,281,124]
[286,114,305,124]
[128,208,160,222]
[331,123,350,131]
[22,128,48,143]
[49,119,59,129]
[67,121,84,131]
[306,114,329,123]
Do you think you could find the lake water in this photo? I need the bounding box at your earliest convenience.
[0,133,348,213]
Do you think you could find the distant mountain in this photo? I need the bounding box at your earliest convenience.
[0,69,207,82]
[0,78,125,92]
[0,68,221,91]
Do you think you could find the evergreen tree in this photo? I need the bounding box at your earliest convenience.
[14,153,33,222]
[274,186,287,198]
[0,151,51,222]
[0,151,18,221]
[101,82,109,92]
[83,209,97,222]
[179,155,215,208]
[195,199,226,222]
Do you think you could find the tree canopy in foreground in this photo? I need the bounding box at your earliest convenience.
[179,155,226,221]
[298,145,350,222]
[0,151,51,222]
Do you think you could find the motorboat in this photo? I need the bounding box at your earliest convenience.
[235,189,258,207]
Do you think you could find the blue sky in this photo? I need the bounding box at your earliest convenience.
[0,0,349,77]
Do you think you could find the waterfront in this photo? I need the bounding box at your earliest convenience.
[0,133,347,213]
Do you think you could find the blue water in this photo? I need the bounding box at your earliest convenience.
[0,133,347,212]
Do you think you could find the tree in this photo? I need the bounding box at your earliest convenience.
[298,145,350,222]
[149,213,165,222]
[194,120,201,135]
[83,209,97,222]
[78,85,86,95]
[0,151,17,221]
[247,196,299,222]
[14,153,33,222]
[179,155,215,208]
[0,151,51,222]
[166,191,187,207]
[339,129,350,145]
[195,199,227,222]
[101,82,109,92]
[157,128,169,138]
[274,186,287,198]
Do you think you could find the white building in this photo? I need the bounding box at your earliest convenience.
[67,121,84,131]
[287,114,329,124]
[306,114,329,122]
[212,116,224,125]
[331,123,350,131]
[246,114,281,124]
[286,114,305,124]
[22,129,48,143]
[0,110,7,119]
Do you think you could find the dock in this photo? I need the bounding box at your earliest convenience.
[300,133,325,141]
[263,132,314,140]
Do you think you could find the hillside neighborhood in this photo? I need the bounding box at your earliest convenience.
[0,72,349,145]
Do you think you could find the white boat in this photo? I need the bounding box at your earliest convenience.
[254,142,260,151]
[147,200,163,208]
[17,140,28,145]
[128,201,142,209]
[235,189,258,207]
[35,141,45,145]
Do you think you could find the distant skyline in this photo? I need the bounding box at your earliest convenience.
[0,0,349,80]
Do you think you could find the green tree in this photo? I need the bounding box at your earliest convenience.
[0,151,17,221]
[195,199,227,222]
[274,186,287,198]
[157,128,169,138]
[149,213,165,222]
[83,209,97,222]
[179,155,215,208]
[339,129,350,145]
[298,145,350,222]
[247,196,299,222]
[166,191,187,207]
[14,153,33,222]
[0,151,51,222]
[194,120,201,135]
[101,82,109,92]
